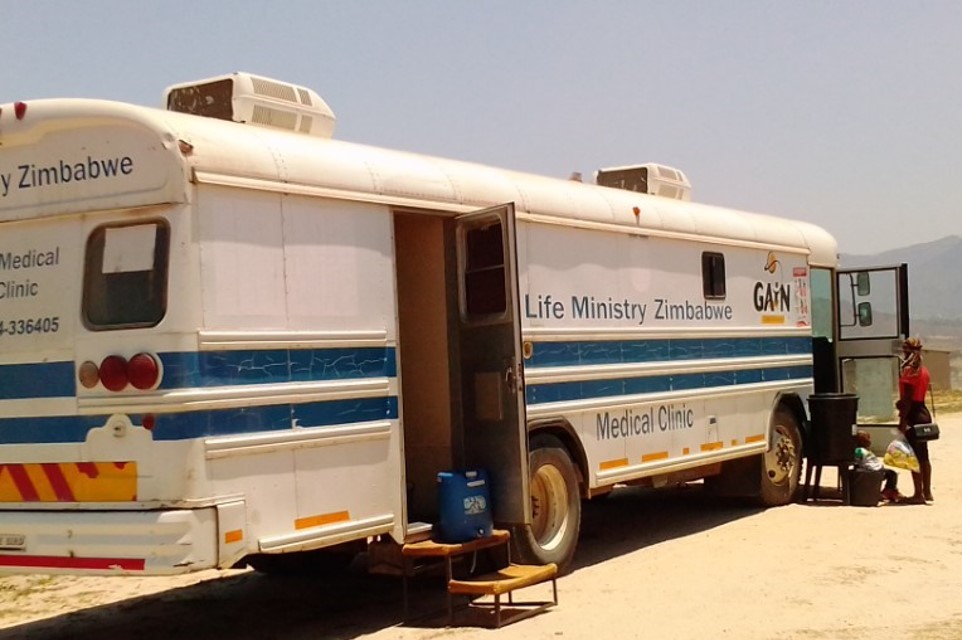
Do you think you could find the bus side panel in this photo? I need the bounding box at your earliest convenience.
[207,450,297,545]
[195,187,403,550]
[282,195,402,541]
[196,186,287,329]
[519,222,813,488]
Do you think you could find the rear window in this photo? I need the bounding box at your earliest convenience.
[82,221,170,330]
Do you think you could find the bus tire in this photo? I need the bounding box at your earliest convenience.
[759,407,803,506]
[513,435,581,572]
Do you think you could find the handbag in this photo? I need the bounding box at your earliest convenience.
[909,384,940,441]
[911,422,940,441]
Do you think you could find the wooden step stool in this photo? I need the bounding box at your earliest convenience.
[400,528,558,627]
[448,562,558,628]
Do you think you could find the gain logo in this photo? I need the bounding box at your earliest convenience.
[754,252,791,314]
[764,251,781,274]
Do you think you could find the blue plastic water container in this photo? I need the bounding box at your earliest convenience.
[436,469,493,543]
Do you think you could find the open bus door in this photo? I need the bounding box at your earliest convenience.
[835,264,910,452]
[455,203,529,525]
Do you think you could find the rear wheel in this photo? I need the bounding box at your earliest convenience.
[513,435,581,572]
[760,407,803,506]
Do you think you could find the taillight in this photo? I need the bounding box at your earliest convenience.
[77,353,162,392]
[99,355,129,392]
[14,101,27,120]
[128,353,160,390]
[78,361,100,389]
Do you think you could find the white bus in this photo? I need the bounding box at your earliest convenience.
[0,73,909,575]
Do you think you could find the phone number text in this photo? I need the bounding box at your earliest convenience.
[0,316,60,337]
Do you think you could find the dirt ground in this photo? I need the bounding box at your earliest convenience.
[1,416,960,640]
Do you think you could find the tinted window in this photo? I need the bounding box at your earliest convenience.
[702,251,726,299]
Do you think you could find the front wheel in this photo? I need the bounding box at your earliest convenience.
[513,435,581,572]
[760,407,803,506]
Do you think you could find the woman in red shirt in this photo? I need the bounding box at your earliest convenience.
[897,337,934,504]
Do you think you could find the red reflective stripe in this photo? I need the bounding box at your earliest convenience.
[6,464,39,502]
[75,462,100,478]
[41,463,75,502]
[0,554,146,571]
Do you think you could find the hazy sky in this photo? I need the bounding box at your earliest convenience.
[2,2,959,255]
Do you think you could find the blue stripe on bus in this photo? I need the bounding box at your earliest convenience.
[0,396,399,445]
[525,336,811,368]
[525,365,813,405]
[0,347,397,400]
[0,361,75,400]
[158,347,398,389]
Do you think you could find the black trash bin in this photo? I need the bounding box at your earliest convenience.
[807,393,859,464]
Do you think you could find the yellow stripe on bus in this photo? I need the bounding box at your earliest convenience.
[295,510,351,531]
[224,529,244,544]
[0,462,137,502]
[745,434,766,444]
[641,451,669,463]
[599,458,629,471]
[64,463,138,502]
[761,315,785,325]
[700,442,724,452]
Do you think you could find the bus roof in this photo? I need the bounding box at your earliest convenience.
[0,98,837,266]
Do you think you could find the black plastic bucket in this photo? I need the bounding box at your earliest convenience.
[848,467,884,507]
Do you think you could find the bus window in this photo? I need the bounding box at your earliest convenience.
[701,251,726,299]
[810,267,836,392]
[82,221,170,329]
[810,267,833,341]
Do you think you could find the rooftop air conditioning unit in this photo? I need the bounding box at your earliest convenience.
[164,72,336,138]
[595,163,691,201]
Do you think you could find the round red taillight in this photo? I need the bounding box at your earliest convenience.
[142,414,156,431]
[14,101,27,120]
[99,355,129,392]
[128,353,160,390]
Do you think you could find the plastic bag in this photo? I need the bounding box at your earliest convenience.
[884,435,920,473]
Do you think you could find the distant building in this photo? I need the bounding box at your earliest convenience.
[924,349,952,390]
[950,351,962,391]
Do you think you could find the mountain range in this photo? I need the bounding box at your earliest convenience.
[841,235,962,349]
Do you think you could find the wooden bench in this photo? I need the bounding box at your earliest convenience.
[448,562,558,628]
[400,529,558,627]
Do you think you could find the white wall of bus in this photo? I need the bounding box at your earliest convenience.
[516,219,812,489]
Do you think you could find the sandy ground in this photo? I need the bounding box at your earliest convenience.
[1,416,960,640]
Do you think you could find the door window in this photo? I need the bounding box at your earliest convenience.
[462,220,507,318]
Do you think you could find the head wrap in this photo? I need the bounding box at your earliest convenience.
[901,337,923,371]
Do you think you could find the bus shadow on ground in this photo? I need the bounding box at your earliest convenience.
[573,483,763,571]
[0,567,410,640]
[1,484,761,640]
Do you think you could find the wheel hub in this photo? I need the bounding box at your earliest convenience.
[766,425,797,485]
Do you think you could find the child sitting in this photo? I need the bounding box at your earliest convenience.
[855,430,902,502]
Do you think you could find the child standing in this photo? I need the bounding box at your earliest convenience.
[855,430,902,502]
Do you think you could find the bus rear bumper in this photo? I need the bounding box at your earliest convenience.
[0,508,218,575]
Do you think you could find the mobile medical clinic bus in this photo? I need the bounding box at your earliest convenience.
[0,73,909,575]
